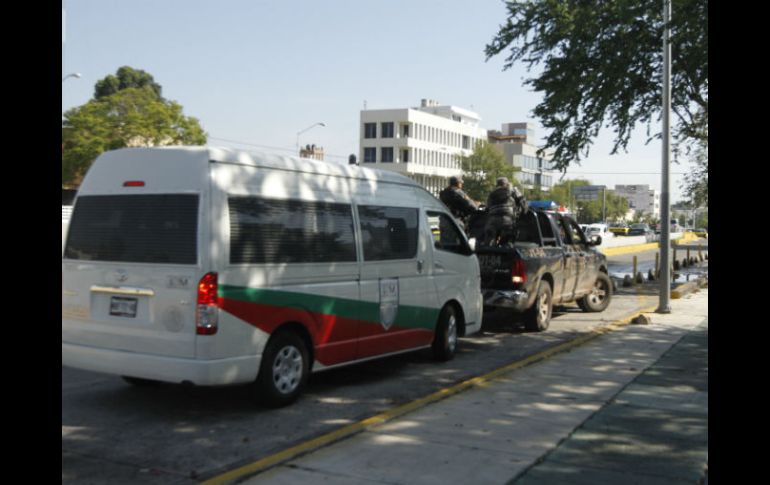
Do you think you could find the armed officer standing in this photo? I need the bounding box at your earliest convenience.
[439,175,478,232]
[483,177,528,246]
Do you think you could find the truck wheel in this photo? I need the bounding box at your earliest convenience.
[579,273,612,312]
[432,305,458,361]
[525,282,552,332]
[255,330,309,408]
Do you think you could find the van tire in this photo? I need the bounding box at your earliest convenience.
[525,282,552,332]
[432,305,458,361]
[255,330,309,408]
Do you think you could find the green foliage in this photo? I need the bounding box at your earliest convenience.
[62,86,206,186]
[680,128,708,208]
[457,141,521,202]
[94,66,163,100]
[485,0,708,170]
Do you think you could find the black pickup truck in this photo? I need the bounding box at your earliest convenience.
[470,209,612,331]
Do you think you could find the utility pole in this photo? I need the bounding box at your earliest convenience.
[657,0,672,314]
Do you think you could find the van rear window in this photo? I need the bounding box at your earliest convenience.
[64,195,199,264]
[229,197,356,264]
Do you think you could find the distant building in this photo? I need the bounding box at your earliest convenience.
[488,122,557,191]
[359,99,487,195]
[614,185,660,217]
[299,144,324,161]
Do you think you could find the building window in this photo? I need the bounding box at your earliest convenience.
[462,135,470,150]
[364,123,377,139]
[364,147,376,163]
[381,147,394,163]
[402,149,409,163]
[401,124,409,138]
[381,122,394,138]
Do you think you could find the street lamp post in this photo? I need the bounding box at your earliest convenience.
[296,122,326,151]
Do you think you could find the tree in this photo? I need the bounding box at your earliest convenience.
[680,129,708,207]
[94,66,163,100]
[62,69,206,186]
[457,141,521,202]
[485,0,708,171]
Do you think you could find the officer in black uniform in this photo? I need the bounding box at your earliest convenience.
[483,177,528,246]
[439,175,478,232]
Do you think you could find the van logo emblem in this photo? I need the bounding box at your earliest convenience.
[379,279,399,331]
[114,270,128,283]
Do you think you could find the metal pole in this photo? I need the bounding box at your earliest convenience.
[657,0,672,313]
[602,187,606,223]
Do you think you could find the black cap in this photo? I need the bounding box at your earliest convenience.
[449,175,463,185]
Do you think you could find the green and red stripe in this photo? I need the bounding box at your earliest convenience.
[219,285,440,366]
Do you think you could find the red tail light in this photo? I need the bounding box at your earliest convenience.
[196,272,219,335]
[511,259,527,284]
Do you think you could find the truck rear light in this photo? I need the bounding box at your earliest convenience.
[511,259,527,284]
[123,181,146,187]
[196,272,219,335]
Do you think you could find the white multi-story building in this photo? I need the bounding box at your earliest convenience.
[614,185,660,217]
[488,122,557,191]
[359,99,487,195]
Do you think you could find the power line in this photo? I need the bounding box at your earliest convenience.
[565,172,687,175]
[207,136,349,161]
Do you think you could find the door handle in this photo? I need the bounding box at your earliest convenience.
[417,260,424,273]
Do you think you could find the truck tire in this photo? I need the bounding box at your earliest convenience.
[578,272,612,312]
[525,282,552,332]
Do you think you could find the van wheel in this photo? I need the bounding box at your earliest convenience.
[255,331,309,408]
[525,282,552,332]
[578,273,612,312]
[432,305,458,361]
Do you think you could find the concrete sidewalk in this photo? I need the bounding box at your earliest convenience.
[241,289,708,485]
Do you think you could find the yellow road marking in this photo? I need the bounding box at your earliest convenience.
[201,303,659,484]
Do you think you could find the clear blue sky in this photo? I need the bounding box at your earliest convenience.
[62,0,688,202]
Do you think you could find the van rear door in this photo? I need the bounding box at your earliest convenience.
[62,193,201,359]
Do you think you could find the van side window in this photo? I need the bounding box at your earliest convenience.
[427,211,469,255]
[229,197,356,264]
[358,206,418,261]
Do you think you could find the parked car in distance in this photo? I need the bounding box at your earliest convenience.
[628,223,654,237]
[691,228,708,238]
[609,223,630,236]
[585,223,614,240]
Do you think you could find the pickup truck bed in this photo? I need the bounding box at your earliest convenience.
[470,209,612,331]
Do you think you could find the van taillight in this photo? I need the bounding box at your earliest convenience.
[196,272,219,335]
[512,259,527,284]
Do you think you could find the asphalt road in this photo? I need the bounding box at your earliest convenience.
[62,289,660,484]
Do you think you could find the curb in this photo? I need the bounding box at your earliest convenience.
[200,304,659,485]
[672,275,708,299]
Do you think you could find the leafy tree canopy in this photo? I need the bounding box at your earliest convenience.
[485,0,708,171]
[458,141,522,203]
[94,66,163,100]
[62,70,207,186]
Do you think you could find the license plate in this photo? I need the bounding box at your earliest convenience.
[110,296,138,318]
[479,254,502,271]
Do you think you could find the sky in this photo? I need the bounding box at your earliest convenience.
[62,0,690,202]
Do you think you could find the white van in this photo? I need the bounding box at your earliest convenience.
[62,147,482,406]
